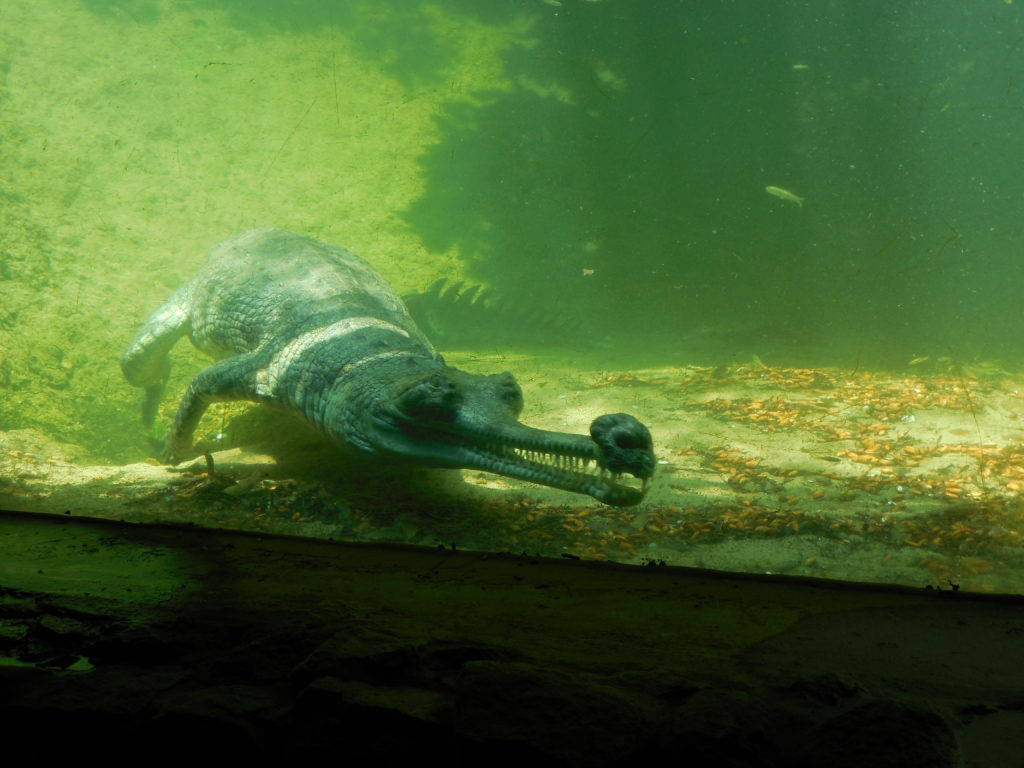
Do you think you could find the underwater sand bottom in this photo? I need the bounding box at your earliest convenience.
[3,358,1024,595]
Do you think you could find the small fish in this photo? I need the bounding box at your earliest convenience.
[792,64,809,70]
[765,186,805,207]
[908,356,930,366]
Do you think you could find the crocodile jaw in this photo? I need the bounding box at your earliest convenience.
[365,413,654,507]
[340,364,655,506]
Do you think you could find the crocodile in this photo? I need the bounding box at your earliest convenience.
[121,228,654,506]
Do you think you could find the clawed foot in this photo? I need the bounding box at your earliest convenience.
[158,436,192,466]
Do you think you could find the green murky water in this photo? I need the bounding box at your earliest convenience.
[3,1,1024,593]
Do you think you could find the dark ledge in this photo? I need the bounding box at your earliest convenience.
[1,508,1021,766]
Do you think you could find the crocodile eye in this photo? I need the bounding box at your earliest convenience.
[399,373,460,420]
[494,372,524,413]
[501,383,523,407]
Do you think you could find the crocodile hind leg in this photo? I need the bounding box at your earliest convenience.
[163,352,266,464]
[121,284,193,427]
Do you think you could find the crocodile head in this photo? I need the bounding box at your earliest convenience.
[347,365,654,506]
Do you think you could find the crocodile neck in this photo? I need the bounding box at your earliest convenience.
[317,353,445,455]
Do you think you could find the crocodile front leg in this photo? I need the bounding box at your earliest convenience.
[121,284,193,427]
[163,352,267,464]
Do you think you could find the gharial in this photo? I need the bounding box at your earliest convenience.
[121,228,655,506]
